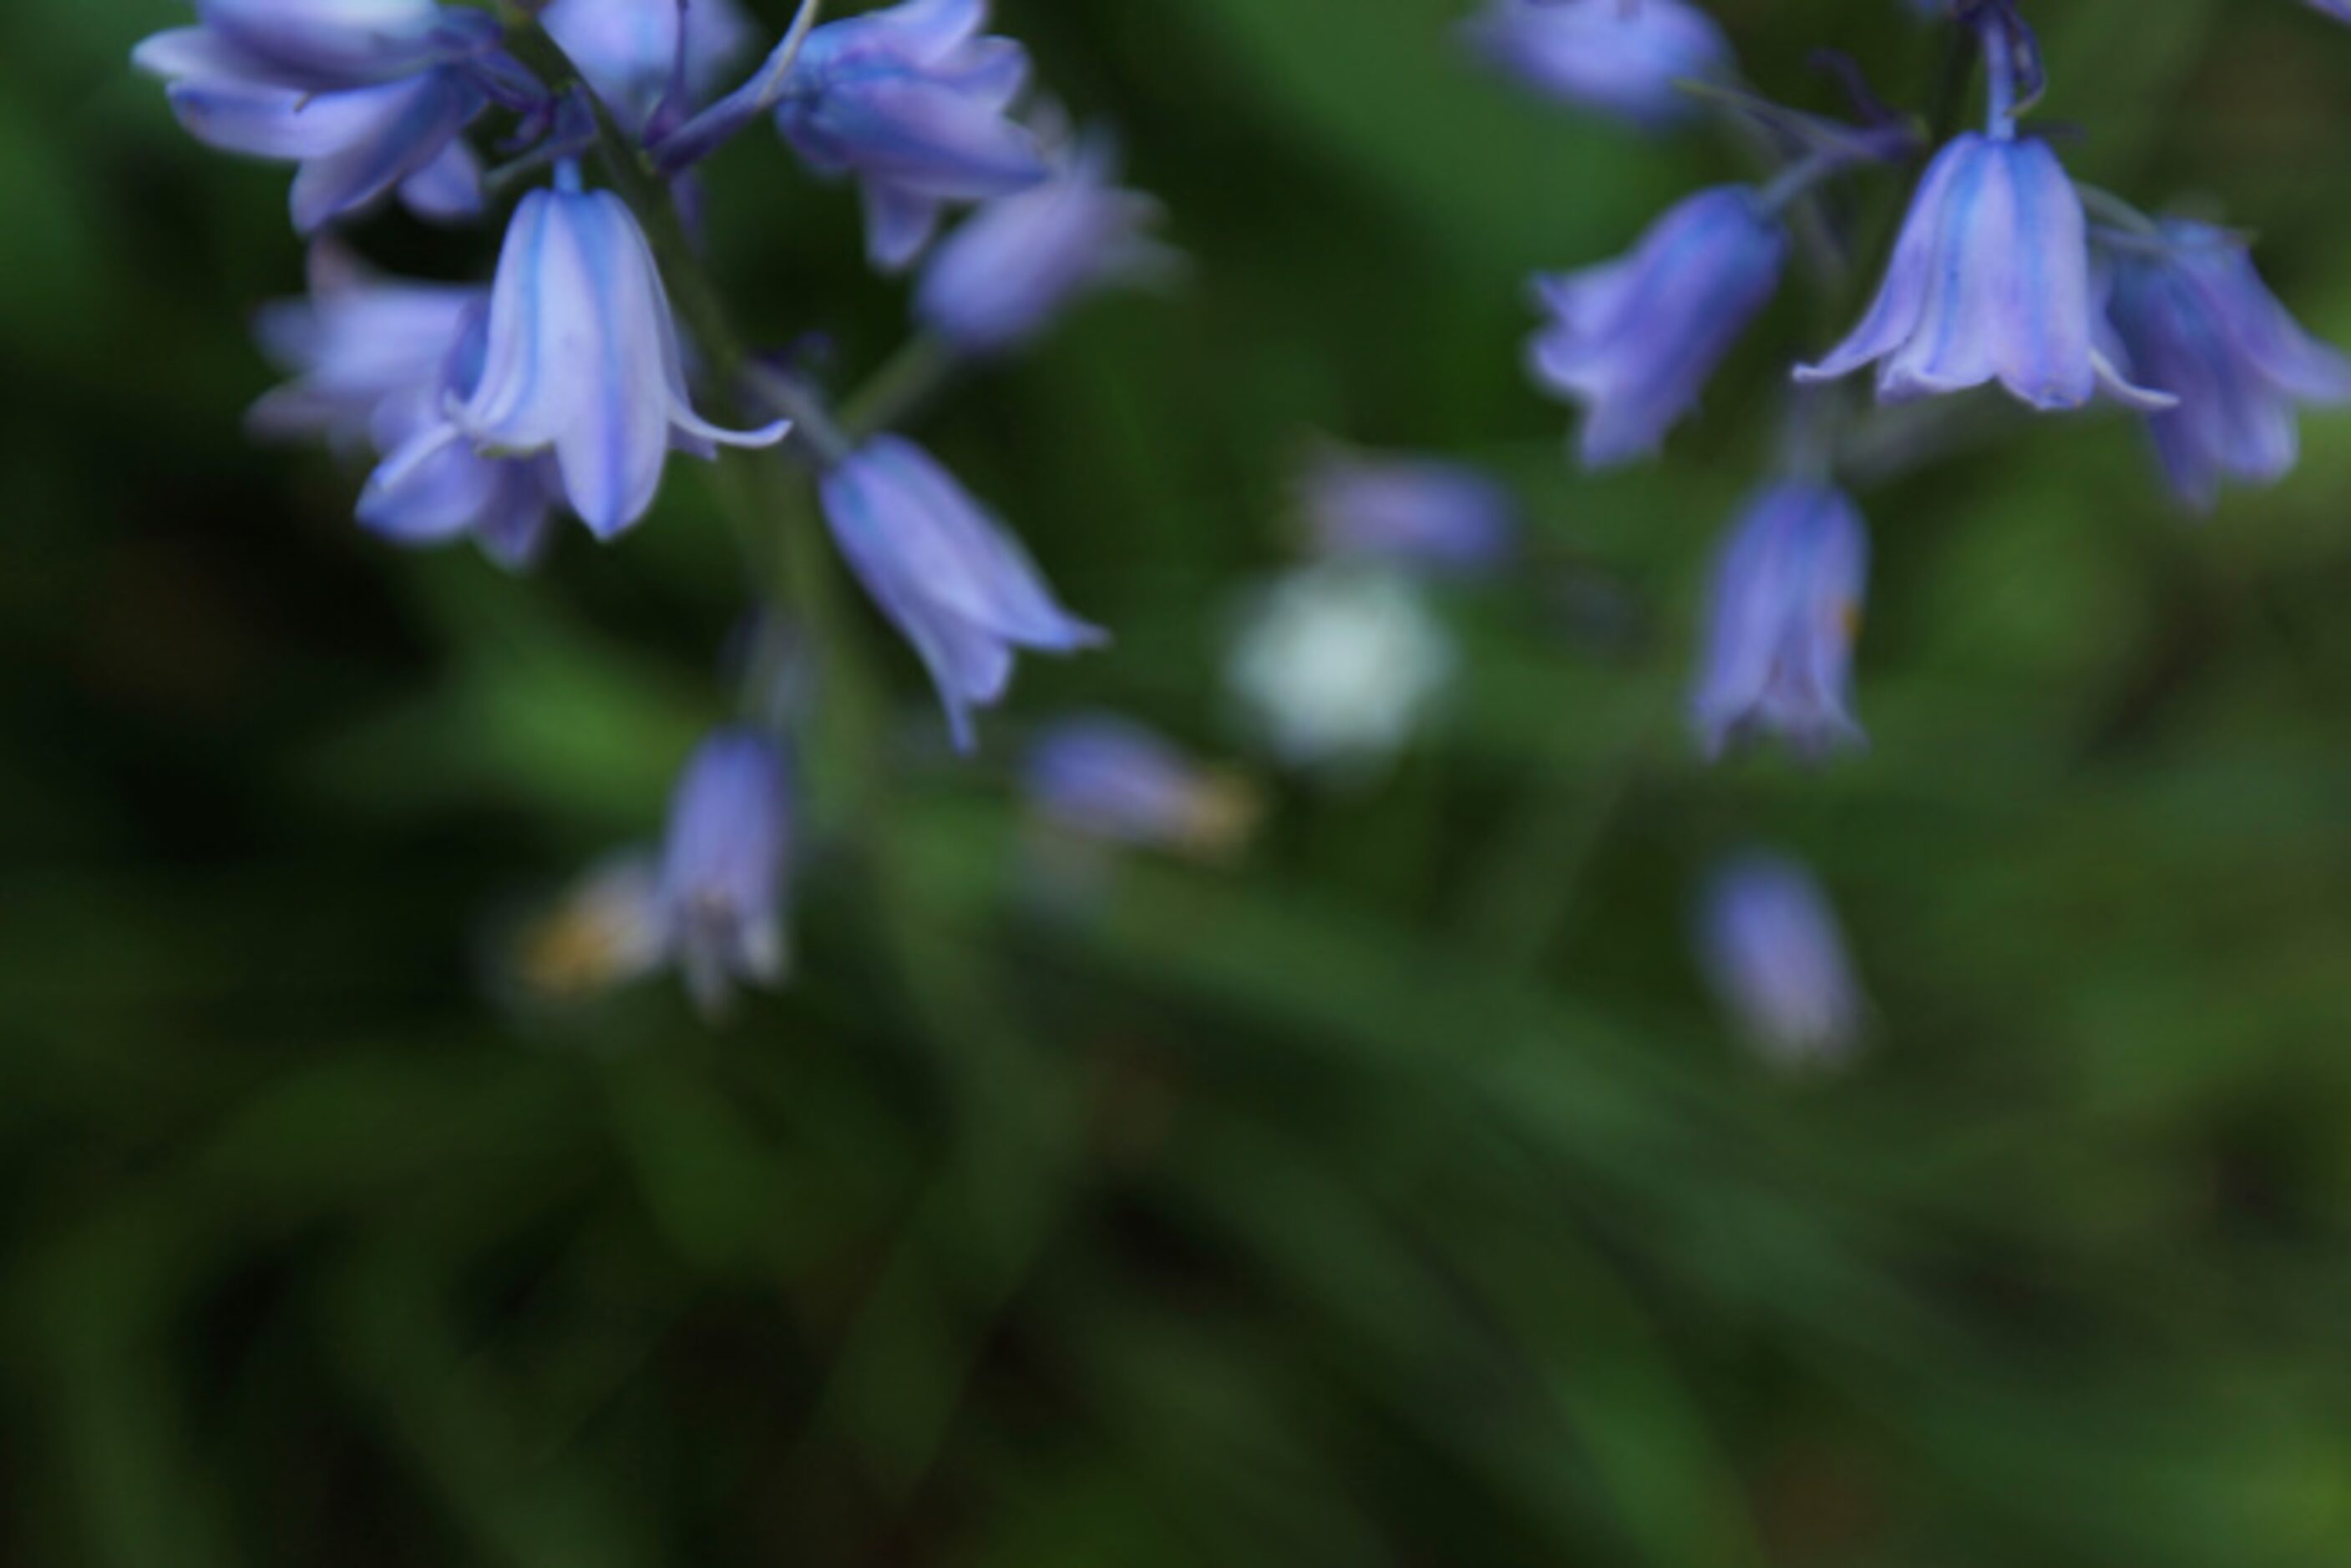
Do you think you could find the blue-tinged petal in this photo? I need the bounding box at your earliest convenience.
[286,70,476,232]
[1797,135,1978,387]
[199,0,445,81]
[397,133,484,221]
[863,181,945,271]
[821,436,1104,750]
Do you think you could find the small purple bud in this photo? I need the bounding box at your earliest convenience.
[1529,186,1786,468]
[773,0,1050,271]
[1698,852,1866,1068]
[2103,220,2351,510]
[455,182,788,539]
[540,0,756,132]
[1462,0,1734,131]
[1690,482,1869,761]
[1796,134,2173,412]
[1295,448,1518,575]
[819,436,1106,751]
[915,131,1178,357]
[658,730,793,1018]
[1026,716,1259,857]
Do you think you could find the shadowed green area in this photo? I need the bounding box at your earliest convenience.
[3,0,2351,1562]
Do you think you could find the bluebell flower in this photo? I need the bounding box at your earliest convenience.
[1698,852,1865,1067]
[2103,220,2351,509]
[1529,186,1786,468]
[251,248,560,569]
[658,730,794,1017]
[1295,447,1518,575]
[358,311,565,571]
[540,0,755,134]
[1462,0,1733,131]
[1796,134,2171,411]
[453,178,788,539]
[915,129,1177,356]
[774,0,1049,271]
[819,437,1105,750]
[133,1,498,231]
[2308,0,2351,22]
[1026,716,1259,857]
[1690,482,1869,761]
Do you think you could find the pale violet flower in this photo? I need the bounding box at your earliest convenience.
[819,437,1106,750]
[132,0,500,231]
[1026,716,1259,857]
[1228,564,1457,775]
[774,0,1049,270]
[658,730,794,1017]
[251,246,559,569]
[2102,220,2351,509]
[1296,447,1518,575]
[1699,852,1866,1068]
[1690,482,1870,761]
[1796,134,2171,412]
[1462,0,1734,131]
[452,175,788,539]
[915,130,1177,356]
[1530,187,1787,467]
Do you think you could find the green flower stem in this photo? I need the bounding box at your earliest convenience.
[503,18,1086,1498]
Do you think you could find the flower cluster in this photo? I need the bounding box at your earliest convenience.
[1477,0,2346,1061]
[140,0,1174,1016]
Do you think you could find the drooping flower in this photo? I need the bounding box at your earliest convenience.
[915,129,1178,356]
[2102,220,2351,509]
[1026,716,1260,857]
[1462,0,1734,131]
[453,176,788,539]
[1690,482,1869,761]
[1295,447,1518,575]
[1227,564,1457,776]
[1698,852,1866,1068]
[248,245,483,447]
[1529,186,1786,468]
[819,437,1106,749]
[251,247,560,568]
[2307,0,2351,22]
[774,0,1050,271]
[540,0,756,133]
[657,730,795,1017]
[1795,134,2171,411]
[132,1,499,231]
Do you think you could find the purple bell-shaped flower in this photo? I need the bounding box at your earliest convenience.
[133,0,499,231]
[820,436,1106,749]
[1698,852,1866,1068]
[773,0,1049,271]
[657,730,794,1017]
[1690,481,1870,761]
[915,129,1177,357]
[1462,0,1734,131]
[1529,186,1787,467]
[452,174,788,539]
[2103,220,2351,509]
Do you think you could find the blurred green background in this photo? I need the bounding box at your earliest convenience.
[8,0,2351,1562]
